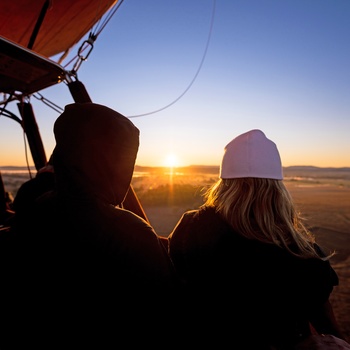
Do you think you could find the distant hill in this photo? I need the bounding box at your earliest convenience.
[1,165,350,179]
[283,166,350,179]
[134,165,220,175]
[0,166,35,171]
[134,165,350,179]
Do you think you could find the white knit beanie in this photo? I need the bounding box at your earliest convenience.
[220,129,283,180]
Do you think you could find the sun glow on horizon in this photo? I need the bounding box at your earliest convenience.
[164,153,179,168]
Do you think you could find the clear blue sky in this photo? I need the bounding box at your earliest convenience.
[1,0,350,167]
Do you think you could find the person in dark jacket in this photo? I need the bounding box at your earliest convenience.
[168,129,346,349]
[8,103,182,348]
[12,156,55,219]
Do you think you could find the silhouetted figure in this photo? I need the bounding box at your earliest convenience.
[7,103,182,348]
[168,129,346,349]
[12,159,55,220]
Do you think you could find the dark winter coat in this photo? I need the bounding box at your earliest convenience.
[6,103,182,348]
[168,206,339,348]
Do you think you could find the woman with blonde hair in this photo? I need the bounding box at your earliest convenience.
[168,129,346,349]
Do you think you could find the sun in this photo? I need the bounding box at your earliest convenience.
[164,153,178,168]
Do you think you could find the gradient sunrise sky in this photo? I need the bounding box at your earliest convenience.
[1,0,349,168]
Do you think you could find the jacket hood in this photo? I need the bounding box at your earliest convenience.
[52,103,139,206]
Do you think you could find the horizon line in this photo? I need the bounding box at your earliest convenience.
[1,164,350,170]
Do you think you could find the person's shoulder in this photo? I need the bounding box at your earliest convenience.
[169,206,232,247]
[108,206,159,238]
[186,207,230,232]
[112,206,150,224]
[179,206,218,222]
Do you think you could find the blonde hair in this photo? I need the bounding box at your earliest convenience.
[202,178,334,260]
